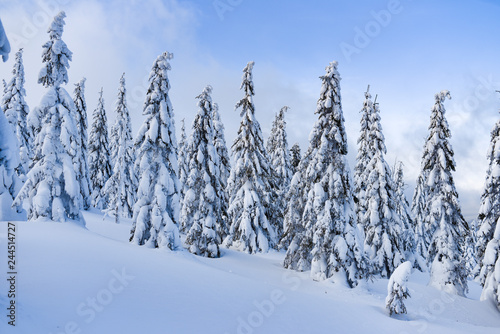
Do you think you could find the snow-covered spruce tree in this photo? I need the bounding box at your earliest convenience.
[183,86,226,257]
[0,106,22,219]
[477,112,500,284]
[393,161,419,269]
[362,100,406,278]
[73,78,91,210]
[424,91,469,296]
[212,102,231,242]
[178,118,189,207]
[0,18,10,62]
[109,74,135,168]
[386,261,412,316]
[130,51,180,249]
[282,61,364,286]
[224,61,279,254]
[267,106,293,188]
[1,48,32,176]
[290,142,301,175]
[412,173,428,265]
[88,88,112,210]
[480,215,500,310]
[14,12,81,222]
[266,106,293,234]
[104,74,137,223]
[354,87,375,228]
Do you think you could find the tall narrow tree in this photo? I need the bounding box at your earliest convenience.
[104,74,137,222]
[362,101,406,278]
[14,12,81,222]
[130,51,181,250]
[88,88,112,210]
[184,86,225,257]
[224,61,278,254]
[283,62,364,286]
[266,106,293,236]
[393,161,420,270]
[424,91,469,296]
[354,87,375,230]
[178,118,189,209]
[480,212,500,310]
[412,173,428,264]
[1,48,31,176]
[477,111,500,284]
[212,103,230,242]
[73,78,91,210]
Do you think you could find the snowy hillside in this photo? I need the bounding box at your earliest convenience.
[1,213,499,334]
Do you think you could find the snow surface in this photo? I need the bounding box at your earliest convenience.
[1,212,499,333]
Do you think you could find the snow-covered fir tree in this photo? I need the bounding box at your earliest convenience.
[267,106,293,188]
[0,106,21,219]
[393,161,419,269]
[14,11,81,222]
[266,106,293,235]
[283,61,364,286]
[73,78,91,210]
[1,48,32,176]
[183,85,226,257]
[424,91,469,296]
[212,102,231,242]
[290,142,301,175]
[88,88,112,210]
[480,214,500,311]
[477,112,500,284]
[412,173,428,265]
[109,74,134,168]
[362,100,406,278]
[224,61,279,254]
[178,118,189,207]
[130,51,180,250]
[386,261,412,316]
[104,74,137,223]
[354,87,375,227]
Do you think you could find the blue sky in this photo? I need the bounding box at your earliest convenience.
[0,0,499,220]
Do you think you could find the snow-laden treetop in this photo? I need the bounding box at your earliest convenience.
[38,11,73,88]
[235,61,255,116]
[315,60,348,155]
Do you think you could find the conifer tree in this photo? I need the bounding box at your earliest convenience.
[480,216,500,310]
[354,87,375,227]
[266,106,293,236]
[88,88,112,210]
[224,61,278,254]
[393,161,419,269]
[130,51,181,249]
[73,78,91,210]
[362,100,405,278]
[212,103,231,242]
[283,62,364,286]
[178,118,189,208]
[386,261,412,316]
[184,86,226,257]
[290,143,301,175]
[14,12,81,222]
[412,173,428,264]
[104,74,137,223]
[424,91,469,296]
[477,112,500,284]
[1,48,31,176]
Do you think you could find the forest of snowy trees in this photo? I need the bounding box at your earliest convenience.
[1,12,500,313]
